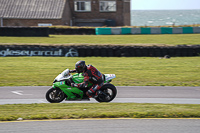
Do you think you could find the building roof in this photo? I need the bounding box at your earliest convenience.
[0,0,66,19]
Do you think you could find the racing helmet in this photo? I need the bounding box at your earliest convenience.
[75,60,86,73]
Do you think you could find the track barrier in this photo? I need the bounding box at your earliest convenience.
[0,45,200,57]
[96,27,200,35]
[1,27,200,36]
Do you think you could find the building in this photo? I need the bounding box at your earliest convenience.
[69,0,130,26]
[0,0,130,27]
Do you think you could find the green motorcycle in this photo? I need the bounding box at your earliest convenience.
[46,69,117,103]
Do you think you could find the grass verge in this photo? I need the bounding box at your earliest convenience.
[0,34,200,46]
[0,103,200,121]
[0,57,200,86]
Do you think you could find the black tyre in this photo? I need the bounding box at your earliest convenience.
[46,87,65,103]
[95,83,117,102]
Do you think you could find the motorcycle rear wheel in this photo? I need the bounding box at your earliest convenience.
[95,83,117,102]
[46,87,65,103]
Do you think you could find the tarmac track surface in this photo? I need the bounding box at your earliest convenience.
[1,86,200,133]
[0,86,200,104]
[0,118,200,133]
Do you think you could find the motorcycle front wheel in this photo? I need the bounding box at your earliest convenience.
[95,83,117,102]
[46,87,65,103]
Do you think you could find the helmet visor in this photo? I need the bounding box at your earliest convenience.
[76,66,84,73]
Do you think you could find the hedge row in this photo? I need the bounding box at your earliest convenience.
[0,27,49,37]
[0,27,95,36]
[49,28,95,35]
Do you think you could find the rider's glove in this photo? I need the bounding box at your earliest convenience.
[69,70,76,73]
[71,83,75,87]
[69,70,73,73]
[71,83,78,87]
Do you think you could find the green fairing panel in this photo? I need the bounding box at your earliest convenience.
[72,73,84,84]
[53,80,83,100]
[72,73,112,84]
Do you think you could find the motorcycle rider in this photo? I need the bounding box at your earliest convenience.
[69,60,104,98]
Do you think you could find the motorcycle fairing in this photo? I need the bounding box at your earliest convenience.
[53,81,84,100]
[52,69,116,100]
[104,74,116,82]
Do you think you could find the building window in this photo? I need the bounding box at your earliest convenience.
[100,1,116,12]
[74,1,91,12]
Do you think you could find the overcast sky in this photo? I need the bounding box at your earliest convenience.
[131,0,200,10]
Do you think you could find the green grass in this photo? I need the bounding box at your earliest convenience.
[0,57,200,86]
[0,103,200,121]
[1,34,200,121]
[0,34,200,46]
